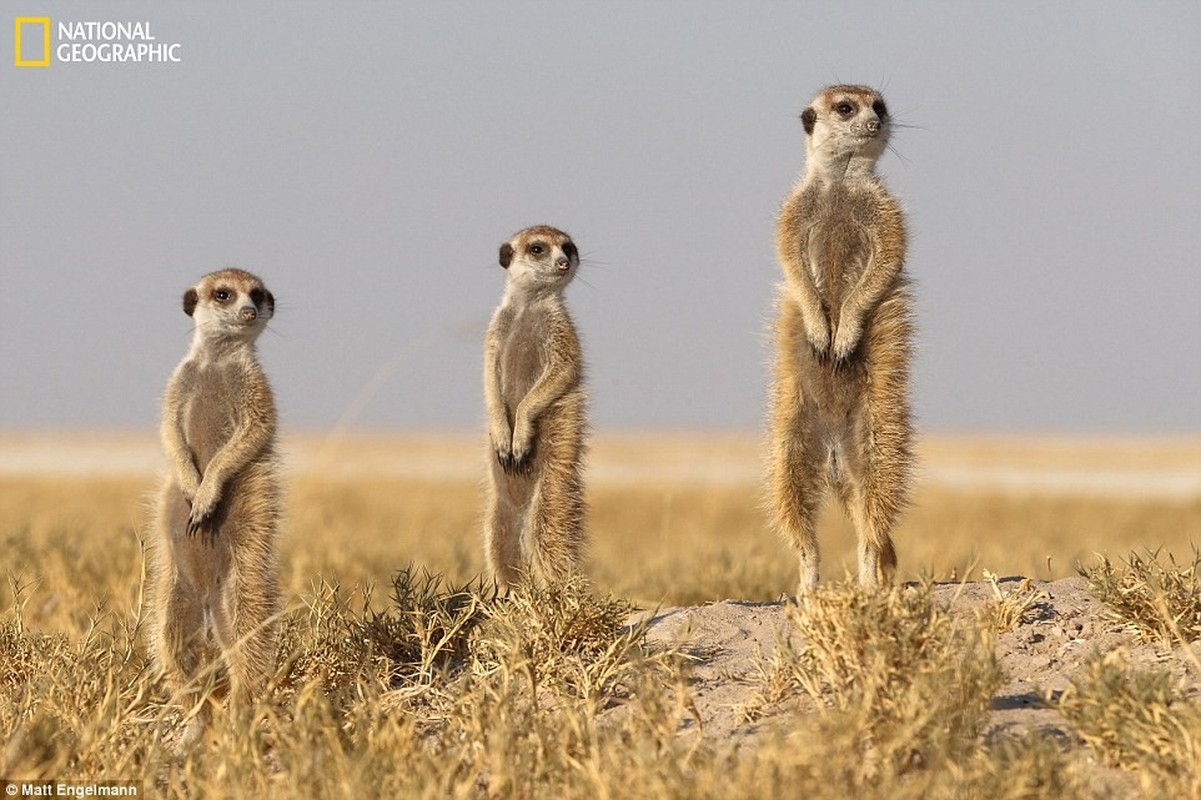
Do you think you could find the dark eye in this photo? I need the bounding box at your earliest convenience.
[562,241,578,261]
[213,289,231,302]
[872,99,888,119]
[836,102,855,116]
[250,288,264,306]
[529,243,546,256]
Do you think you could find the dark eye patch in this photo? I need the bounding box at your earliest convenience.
[529,242,546,256]
[835,101,855,116]
[562,241,578,261]
[250,287,264,306]
[872,99,888,119]
[213,288,232,303]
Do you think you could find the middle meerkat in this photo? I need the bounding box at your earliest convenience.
[483,225,587,591]
[769,85,915,594]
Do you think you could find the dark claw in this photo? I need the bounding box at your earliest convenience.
[830,341,862,369]
[185,513,216,543]
[496,449,534,476]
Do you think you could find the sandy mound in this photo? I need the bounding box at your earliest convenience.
[637,578,1200,753]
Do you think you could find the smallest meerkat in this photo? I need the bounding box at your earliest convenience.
[483,226,588,592]
[149,268,282,749]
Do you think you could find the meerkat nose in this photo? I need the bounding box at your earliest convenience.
[866,119,880,134]
[240,306,258,322]
[556,257,571,271]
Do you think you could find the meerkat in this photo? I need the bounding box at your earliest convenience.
[148,268,281,747]
[483,225,587,592]
[769,85,914,594]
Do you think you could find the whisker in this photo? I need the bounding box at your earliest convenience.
[885,143,911,166]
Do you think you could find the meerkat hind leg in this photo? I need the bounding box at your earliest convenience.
[209,588,262,711]
[771,432,825,595]
[156,579,207,692]
[236,559,280,705]
[485,483,526,593]
[209,541,279,710]
[155,579,217,752]
[840,449,900,588]
[527,465,582,587]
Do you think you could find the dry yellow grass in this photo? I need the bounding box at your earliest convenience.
[6,474,1199,619]
[3,431,1200,617]
[1052,647,1201,797]
[2,432,1200,797]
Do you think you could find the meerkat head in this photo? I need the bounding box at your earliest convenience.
[183,268,275,343]
[498,225,579,293]
[801,85,890,175]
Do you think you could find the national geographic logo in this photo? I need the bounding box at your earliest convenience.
[13,17,182,67]
[13,17,49,66]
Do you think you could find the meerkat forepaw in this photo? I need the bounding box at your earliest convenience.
[497,437,535,476]
[803,318,831,358]
[494,441,520,475]
[492,430,525,475]
[513,449,534,475]
[509,421,537,467]
[831,320,862,362]
[496,451,534,475]
[495,448,517,474]
[186,482,221,538]
[185,509,213,539]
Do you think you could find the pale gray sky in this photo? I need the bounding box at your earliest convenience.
[2,2,1198,434]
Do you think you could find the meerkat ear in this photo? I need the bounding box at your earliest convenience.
[183,288,198,317]
[499,243,514,269]
[801,107,817,135]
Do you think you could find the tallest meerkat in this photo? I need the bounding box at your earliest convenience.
[769,85,914,593]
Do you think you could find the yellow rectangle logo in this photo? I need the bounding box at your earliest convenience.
[14,17,51,67]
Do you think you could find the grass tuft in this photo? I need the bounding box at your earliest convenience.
[980,571,1052,633]
[749,581,1004,789]
[1079,547,1201,648]
[1051,648,1201,795]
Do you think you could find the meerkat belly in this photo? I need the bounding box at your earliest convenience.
[183,367,237,469]
[173,531,234,592]
[804,358,867,422]
[808,221,869,322]
[498,319,547,424]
